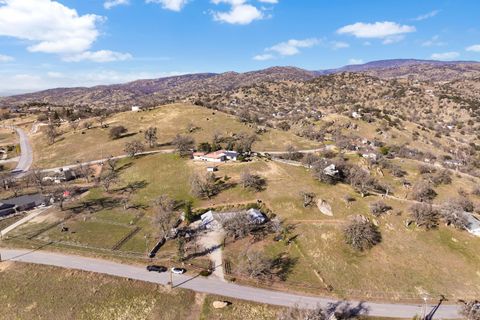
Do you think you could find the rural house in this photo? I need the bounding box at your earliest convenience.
[193,150,239,163]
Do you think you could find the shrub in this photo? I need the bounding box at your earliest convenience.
[109,125,127,139]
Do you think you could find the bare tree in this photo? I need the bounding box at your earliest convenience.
[172,134,195,156]
[45,122,58,145]
[190,173,218,199]
[369,201,391,217]
[69,120,80,132]
[411,180,437,202]
[101,171,119,193]
[459,300,480,320]
[344,216,381,251]
[29,168,46,192]
[278,305,327,320]
[97,114,108,128]
[152,194,177,239]
[124,140,145,158]
[76,163,94,182]
[240,170,266,192]
[235,133,257,153]
[144,127,158,148]
[440,199,470,229]
[222,213,254,240]
[410,203,439,230]
[348,167,371,197]
[105,156,118,173]
[239,250,274,280]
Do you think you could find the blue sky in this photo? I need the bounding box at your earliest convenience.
[0,0,479,95]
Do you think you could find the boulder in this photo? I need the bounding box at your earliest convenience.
[212,301,229,309]
[317,199,333,216]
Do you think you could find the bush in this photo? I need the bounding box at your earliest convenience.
[369,201,392,217]
[109,125,127,139]
[199,270,212,277]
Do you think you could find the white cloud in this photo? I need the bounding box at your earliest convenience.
[382,35,404,45]
[63,50,132,63]
[337,21,416,43]
[0,54,14,62]
[211,0,278,25]
[0,0,102,54]
[212,2,263,25]
[0,70,187,96]
[253,38,318,61]
[104,0,129,9]
[268,38,319,56]
[413,10,439,21]
[466,44,480,52]
[431,51,460,60]
[348,58,363,65]
[253,53,275,61]
[330,41,349,49]
[421,35,446,47]
[146,0,188,12]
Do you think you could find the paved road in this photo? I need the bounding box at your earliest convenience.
[3,126,33,178]
[0,249,461,318]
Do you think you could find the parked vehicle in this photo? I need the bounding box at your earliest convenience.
[146,265,167,273]
[171,267,186,274]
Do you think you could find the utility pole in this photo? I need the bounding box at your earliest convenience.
[420,293,429,320]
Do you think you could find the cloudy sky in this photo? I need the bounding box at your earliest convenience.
[0,0,479,95]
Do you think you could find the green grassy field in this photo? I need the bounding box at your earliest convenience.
[31,103,319,168]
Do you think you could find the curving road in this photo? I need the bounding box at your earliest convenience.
[0,125,33,178]
[0,249,461,318]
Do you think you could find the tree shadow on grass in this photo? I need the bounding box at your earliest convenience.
[115,180,149,194]
[326,301,370,318]
[272,254,298,281]
[69,197,122,214]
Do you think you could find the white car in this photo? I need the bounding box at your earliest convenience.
[171,267,186,274]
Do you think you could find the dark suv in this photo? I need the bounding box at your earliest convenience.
[146,265,167,273]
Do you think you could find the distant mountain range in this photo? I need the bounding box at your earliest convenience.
[1,59,479,108]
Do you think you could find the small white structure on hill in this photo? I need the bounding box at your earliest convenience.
[131,105,141,112]
[466,214,480,237]
[193,150,239,163]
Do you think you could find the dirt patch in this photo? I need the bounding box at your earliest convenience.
[0,261,13,272]
[30,211,60,224]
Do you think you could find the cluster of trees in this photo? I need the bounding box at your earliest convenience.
[222,212,281,241]
[409,196,474,230]
[460,300,480,320]
[310,157,387,198]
